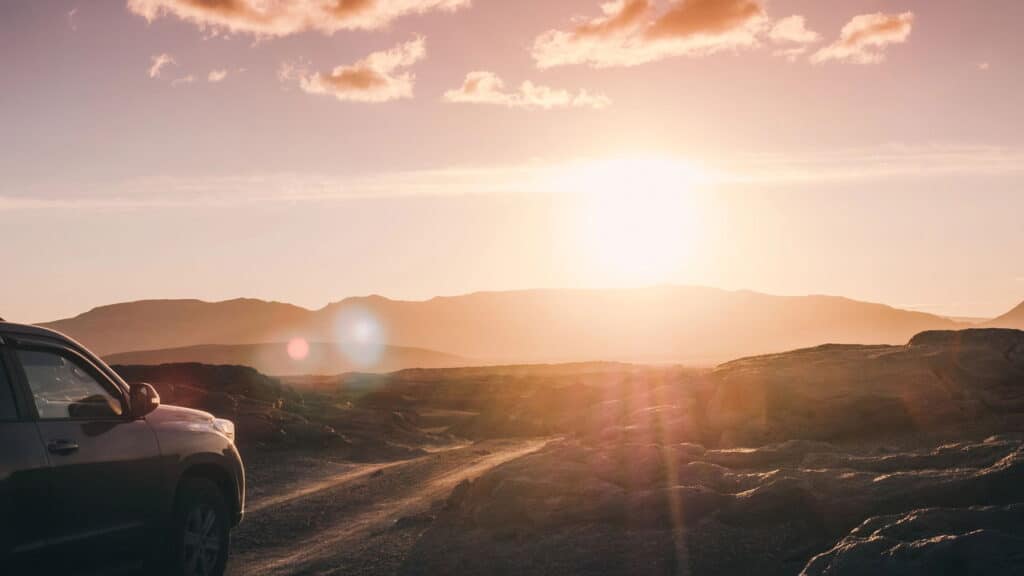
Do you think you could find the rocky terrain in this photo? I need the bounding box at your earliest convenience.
[402,435,1023,576]
[113,363,452,461]
[328,329,1024,449]
[116,328,1024,575]
[395,329,1024,575]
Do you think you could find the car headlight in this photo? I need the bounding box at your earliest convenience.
[212,418,235,443]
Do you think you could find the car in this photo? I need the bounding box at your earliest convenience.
[0,320,244,576]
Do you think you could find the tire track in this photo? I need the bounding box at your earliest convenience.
[228,439,549,576]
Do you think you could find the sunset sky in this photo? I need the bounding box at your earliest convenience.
[2,0,1023,322]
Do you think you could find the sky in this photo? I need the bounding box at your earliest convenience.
[1,0,1023,323]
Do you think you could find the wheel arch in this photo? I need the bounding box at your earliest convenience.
[176,462,240,526]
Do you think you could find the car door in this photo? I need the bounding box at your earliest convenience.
[0,341,51,567]
[8,340,163,572]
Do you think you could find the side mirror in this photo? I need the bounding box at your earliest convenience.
[129,383,160,418]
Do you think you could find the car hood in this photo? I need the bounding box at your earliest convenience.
[146,404,216,425]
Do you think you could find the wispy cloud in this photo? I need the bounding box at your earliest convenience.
[769,15,819,45]
[532,0,768,68]
[768,15,820,61]
[285,37,426,103]
[5,145,1024,211]
[171,74,195,87]
[443,71,611,110]
[148,53,175,78]
[67,7,78,31]
[812,12,914,64]
[718,144,1024,185]
[208,69,228,83]
[127,0,469,36]
[533,2,914,68]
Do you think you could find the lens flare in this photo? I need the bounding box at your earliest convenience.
[287,337,310,361]
[334,307,387,368]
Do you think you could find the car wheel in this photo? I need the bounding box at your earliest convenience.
[171,477,230,576]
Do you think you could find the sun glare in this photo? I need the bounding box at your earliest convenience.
[557,156,705,284]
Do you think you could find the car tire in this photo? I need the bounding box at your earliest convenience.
[169,477,231,576]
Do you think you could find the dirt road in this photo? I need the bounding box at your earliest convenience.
[227,439,549,576]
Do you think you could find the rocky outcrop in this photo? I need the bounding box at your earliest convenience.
[113,363,437,459]
[401,436,1024,576]
[704,329,1024,446]
[801,504,1024,576]
[366,329,1024,451]
[399,330,1024,576]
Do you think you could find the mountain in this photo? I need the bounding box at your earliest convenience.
[104,342,471,376]
[987,299,1024,329]
[41,287,972,367]
[42,298,313,356]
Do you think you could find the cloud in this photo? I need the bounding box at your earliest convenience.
[978,62,991,71]
[532,0,767,68]
[812,12,914,64]
[67,7,78,31]
[772,46,807,61]
[289,37,425,103]
[443,71,611,110]
[717,144,1024,185]
[769,15,819,44]
[768,16,819,61]
[6,145,1024,211]
[644,0,763,40]
[208,69,228,83]
[277,60,308,83]
[171,74,196,87]
[148,53,175,78]
[127,0,470,36]
[572,0,653,39]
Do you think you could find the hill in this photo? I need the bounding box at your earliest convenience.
[105,342,471,376]
[43,286,971,366]
[988,299,1024,329]
[43,298,312,356]
[111,363,447,459]
[390,328,1024,576]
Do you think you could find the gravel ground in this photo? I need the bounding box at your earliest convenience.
[226,439,550,576]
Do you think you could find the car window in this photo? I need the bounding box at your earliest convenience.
[16,348,123,420]
[0,351,16,420]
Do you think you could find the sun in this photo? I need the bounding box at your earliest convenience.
[557,156,705,285]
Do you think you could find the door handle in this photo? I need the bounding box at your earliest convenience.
[47,439,80,455]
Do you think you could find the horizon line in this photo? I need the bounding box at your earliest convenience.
[32,283,1019,325]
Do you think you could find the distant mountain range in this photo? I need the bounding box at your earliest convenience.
[40,287,1023,372]
[986,300,1024,329]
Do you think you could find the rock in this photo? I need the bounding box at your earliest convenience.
[394,512,436,530]
[624,485,728,528]
[403,437,1024,576]
[705,329,1024,447]
[801,505,1024,576]
[705,440,835,469]
[719,477,819,527]
[445,479,472,510]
